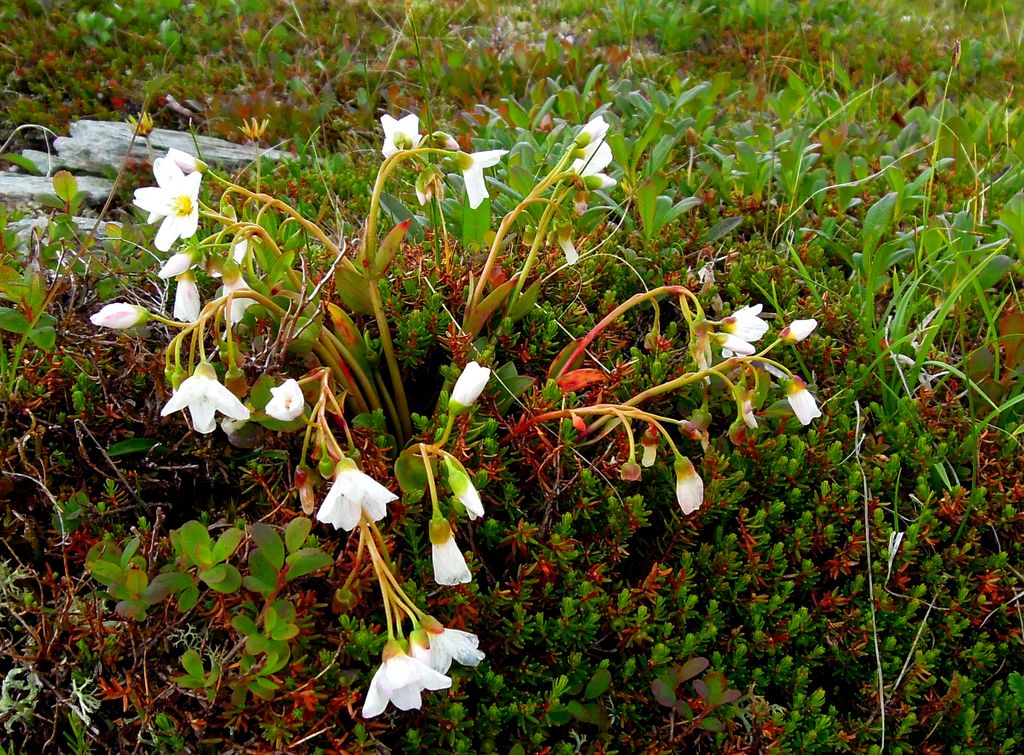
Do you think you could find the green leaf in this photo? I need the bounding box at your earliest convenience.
[373,219,412,276]
[703,216,743,244]
[507,279,542,322]
[201,564,242,593]
[177,585,200,612]
[462,195,491,250]
[0,153,42,175]
[585,668,612,699]
[231,614,259,636]
[251,523,285,570]
[141,571,193,603]
[394,449,429,494]
[464,278,516,335]
[676,657,710,683]
[28,325,56,351]
[52,170,77,204]
[107,437,160,457]
[212,527,244,563]
[123,565,148,597]
[180,649,205,678]
[334,262,374,315]
[87,560,123,586]
[285,517,312,554]
[284,548,333,580]
[175,520,213,568]
[0,307,30,335]
[1008,671,1024,704]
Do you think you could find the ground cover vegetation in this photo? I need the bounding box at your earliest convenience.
[1,0,1023,752]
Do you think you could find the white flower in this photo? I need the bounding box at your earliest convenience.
[740,398,758,429]
[719,304,769,356]
[361,641,452,718]
[160,361,250,434]
[158,250,196,278]
[786,377,822,425]
[781,318,817,344]
[575,116,609,147]
[571,120,616,189]
[443,457,484,520]
[315,461,397,532]
[722,304,769,342]
[90,303,149,329]
[173,273,201,323]
[429,519,471,585]
[264,378,305,421]
[222,271,256,324]
[715,332,756,357]
[380,113,421,158]
[164,147,203,174]
[674,456,704,515]
[459,150,508,209]
[450,361,490,411]
[132,156,202,252]
[422,619,485,674]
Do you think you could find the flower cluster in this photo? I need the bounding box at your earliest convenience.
[88,108,822,719]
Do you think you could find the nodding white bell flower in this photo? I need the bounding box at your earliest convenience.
[786,376,822,426]
[90,302,150,329]
[132,156,202,252]
[160,361,250,434]
[164,148,205,174]
[574,116,610,147]
[674,456,704,515]
[158,249,197,279]
[173,272,201,323]
[556,225,579,265]
[780,318,817,344]
[443,457,484,520]
[714,332,756,357]
[571,121,616,190]
[449,361,490,413]
[380,113,421,158]
[315,459,397,532]
[456,150,508,209]
[429,519,472,586]
[221,270,256,324]
[264,378,305,421]
[361,640,452,718]
[740,397,758,429]
[421,616,485,673]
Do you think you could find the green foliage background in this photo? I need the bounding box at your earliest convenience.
[1,0,1022,752]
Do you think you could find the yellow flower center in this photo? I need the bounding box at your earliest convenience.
[171,195,194,218]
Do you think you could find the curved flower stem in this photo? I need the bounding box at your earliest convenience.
[419,443,442,518]
[552,285,690,380]
[506,189,567,313]
[466,157,576,323]
[368,281,412,444]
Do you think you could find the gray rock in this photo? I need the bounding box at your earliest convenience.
[8,215,118,244]
[44,120,284,175]
[0,174,114,207]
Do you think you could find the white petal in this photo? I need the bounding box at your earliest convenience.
[463,166,488,209]
[387,683,423,711]
[153,156,185,189]
[676,473,704,515]
[432,536,472,585]
[160,375,205,416]
[173,278,201,323]
[181,170,203,200]
[159,252,193,278]
[133,186,172,218]
[188,397,218,434]
[451,362,490,406]
[207,381,251,421]
[361,667,390,718]
[154,215,182,252]
[469,149,507,169]
[788,387,822,425]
